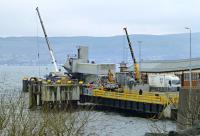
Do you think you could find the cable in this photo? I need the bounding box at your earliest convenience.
[36,8,41,77]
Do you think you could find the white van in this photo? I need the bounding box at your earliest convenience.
[148,74,181,91]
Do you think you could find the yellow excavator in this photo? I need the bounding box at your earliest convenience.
[123,27,141,82]
[97,69,118,91]
[108,69,115,83]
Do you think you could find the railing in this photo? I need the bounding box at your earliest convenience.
[92,89,179,105]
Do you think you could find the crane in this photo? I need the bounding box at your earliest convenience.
[123,27,140,82]
[36,7,59,72]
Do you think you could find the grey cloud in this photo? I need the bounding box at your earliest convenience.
[0,0,199,36]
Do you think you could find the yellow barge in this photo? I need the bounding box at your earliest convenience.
[80,88,179,117]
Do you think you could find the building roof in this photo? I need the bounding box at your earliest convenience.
[128,58,200,73]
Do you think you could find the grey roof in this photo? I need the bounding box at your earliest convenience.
[128,58,200,73]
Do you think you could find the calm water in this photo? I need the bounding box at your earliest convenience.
[0,65,176,136]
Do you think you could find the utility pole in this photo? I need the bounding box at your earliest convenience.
[185,27,192,96]
[185,27,192,118]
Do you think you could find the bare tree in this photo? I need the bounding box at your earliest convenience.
[0,91,93,136]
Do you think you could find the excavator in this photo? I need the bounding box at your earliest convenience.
[108,69,115,83]
[96,69,118,91]
[123,27,141,82]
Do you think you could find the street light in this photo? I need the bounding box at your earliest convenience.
[185,27,192,98]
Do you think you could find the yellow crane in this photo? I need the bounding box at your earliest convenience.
[123,27,141,82]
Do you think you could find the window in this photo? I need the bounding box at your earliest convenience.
[172,80,180,85]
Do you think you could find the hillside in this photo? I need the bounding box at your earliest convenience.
[0,33,200,65]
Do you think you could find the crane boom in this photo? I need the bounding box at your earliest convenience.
[36,7,59,72]
[123,28,136,64]
[123,27,140,82]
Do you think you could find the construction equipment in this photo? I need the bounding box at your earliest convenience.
[108,69,115,83]
[123,27,141,82]
[25,8,81,108]
[36,7,59,72]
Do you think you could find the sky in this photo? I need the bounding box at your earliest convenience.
[0,0,200,37]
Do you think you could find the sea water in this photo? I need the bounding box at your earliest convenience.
[0,65,176,136]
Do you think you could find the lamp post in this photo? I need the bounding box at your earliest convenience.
[185,27,192,101]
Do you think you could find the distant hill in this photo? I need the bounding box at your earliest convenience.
[0,33,200,65]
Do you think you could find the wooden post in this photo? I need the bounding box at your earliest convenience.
[22,78,29,92]
[29,80,37,109]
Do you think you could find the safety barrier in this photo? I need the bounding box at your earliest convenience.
[92,89,179,106]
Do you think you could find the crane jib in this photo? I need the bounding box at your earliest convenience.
[36,7,59,72]
[123,27,141,82]
[124,28,136,63]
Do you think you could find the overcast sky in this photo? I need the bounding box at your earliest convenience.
[0,0,200,37]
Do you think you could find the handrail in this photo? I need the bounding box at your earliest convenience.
[92,89,179,105]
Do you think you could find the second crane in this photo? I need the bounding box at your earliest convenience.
[123,27,141,82]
